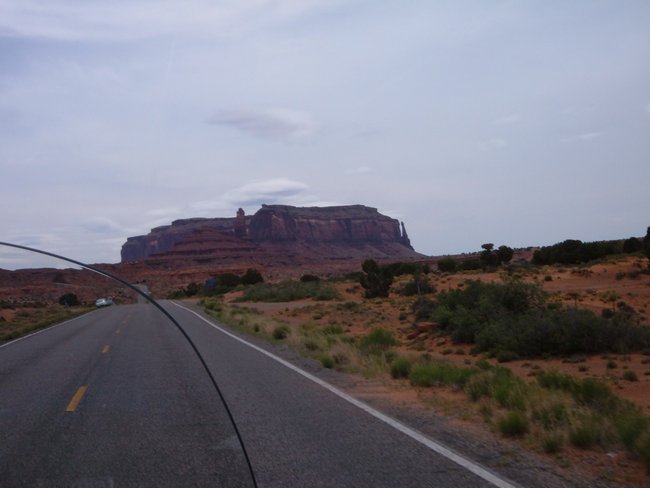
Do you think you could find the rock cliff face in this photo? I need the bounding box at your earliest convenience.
[121,216,251,262]
[120,204,418,264]
[249,204,412,246]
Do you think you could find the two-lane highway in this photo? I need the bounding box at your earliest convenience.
[0,301,523,487]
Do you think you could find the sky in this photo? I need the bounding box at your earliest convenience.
[1,0,649,269]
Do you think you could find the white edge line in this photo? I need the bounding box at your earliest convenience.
[0,312,90,350]
[171,301,520,488]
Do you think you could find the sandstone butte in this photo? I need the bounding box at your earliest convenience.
[120,204,421,267]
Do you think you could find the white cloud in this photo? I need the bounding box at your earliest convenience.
[186,178,311,215]
[208,108,317,141]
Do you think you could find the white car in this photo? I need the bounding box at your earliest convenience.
[95,297,114,307]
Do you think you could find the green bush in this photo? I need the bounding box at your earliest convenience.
[537,371,577,392]
[241,268,264,285]
[320,356,334,369]
[272,326,290,340]
[533,403,568,430]
[360,328,397,352]
[437,257,458,273]
[569,418,601,449]
[390,357,412,379]
[416,278,650,358]
[58,293,80,306]
[623,370,639,382]
[497,411,529,437]
[359,259,394,298]
[616,409,650,450]
[573,378,613,410]
[542,434,563,454]
[409,362,474,388]
[238,280,340,302]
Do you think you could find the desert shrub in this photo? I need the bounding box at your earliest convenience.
[300,274,320,282]
[272,325,290,340]
[320,356,334,369]
[437,257,458,273]
[533,403,569,430]
[337,301,361,312]
[412,297,436,321]
[360,328,397,353]
[323,325,343,335]
[572,378,614,410]
[241,268,264,285]
[397,277,434,297]
[616,409,650,450]
[496,350,518,363]
[498,411,529,437]
[569,417,602,449]
[409,362,474,388]
[533,239,622,265]
[623,237,643,254]
[417,278,650,358]
[464,365,525,409]
[537,371,577,392]
[542,434,563,454]
[459,259,482,271]
[185,282,201,297]
[390,357,412,379]
[359,259,394,298]
[623,370,639,382]
[58,293,80,306]
[238,280,340,302]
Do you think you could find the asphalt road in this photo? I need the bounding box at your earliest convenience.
[0,302,519,487]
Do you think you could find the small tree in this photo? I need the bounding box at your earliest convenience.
[496,245,514,264]
[480,243,499,268]
[645,227,650,262]
[185,282,201,297]
[360,259,393,298]
[623,237,642,254]
[58,293,79,307]
[241,268,264,285]
[216,273,241,288]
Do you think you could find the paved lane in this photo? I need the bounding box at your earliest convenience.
[0,304,254,487]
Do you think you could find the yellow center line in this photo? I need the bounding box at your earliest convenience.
[66,386,88,412]
[102,345,110,354]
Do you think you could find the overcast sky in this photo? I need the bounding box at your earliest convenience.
[1,1,649,269]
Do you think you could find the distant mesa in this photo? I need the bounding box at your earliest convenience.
[120,204,420,265]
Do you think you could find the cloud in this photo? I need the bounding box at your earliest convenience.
[344,166,372,175]
[491,114,521,126]
[645,102,650,114]
[560,131,602,143]
[208,108,317,141]
[187,178,311,214]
